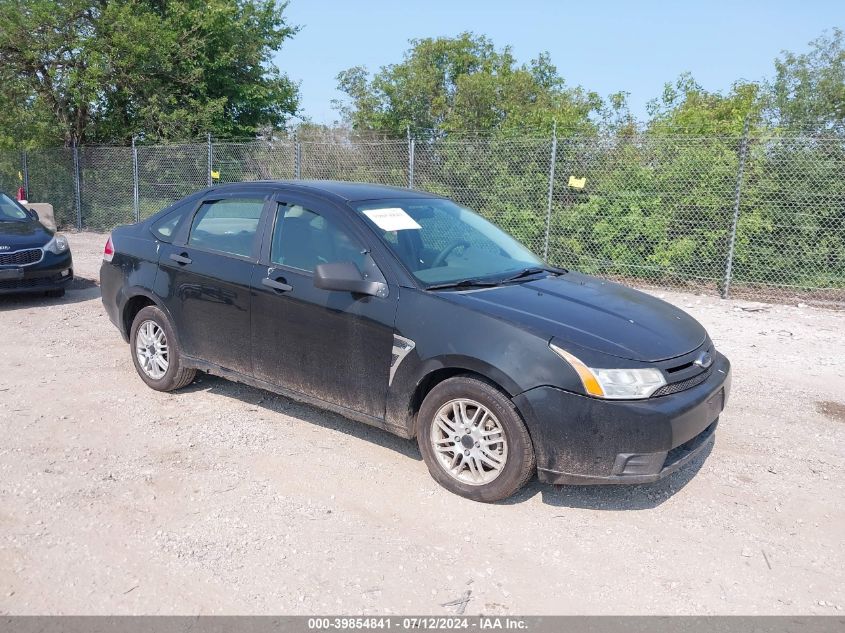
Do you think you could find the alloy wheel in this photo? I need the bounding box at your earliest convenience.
[430,398,508,485]
[135,320,169,380]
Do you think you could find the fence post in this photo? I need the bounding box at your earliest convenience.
[543,121,558,261]
[207,133,213,187]
[409,141,415,189]
[21,150,29,199]
[294,141,302,179]
[73,144,82,230]
[132,137,140,223]
[722,115,751,299]
[407,125,415,189]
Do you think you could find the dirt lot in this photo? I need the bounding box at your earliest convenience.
[1,231,844,615]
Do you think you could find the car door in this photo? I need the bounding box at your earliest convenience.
[250,192,397,420]
[156,191,271,376]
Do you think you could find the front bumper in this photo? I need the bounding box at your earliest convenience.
[513,351,731,485]
[0,250,73,294]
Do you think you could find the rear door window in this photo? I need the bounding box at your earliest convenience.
[187,198,264,258]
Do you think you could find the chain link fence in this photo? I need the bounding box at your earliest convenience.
[1,130,843,305]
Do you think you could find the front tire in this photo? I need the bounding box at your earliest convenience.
[129,305,196,392]
[417,375,535,502]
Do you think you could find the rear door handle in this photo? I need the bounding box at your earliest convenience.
[262,277,292,292]
[169,253,192,265]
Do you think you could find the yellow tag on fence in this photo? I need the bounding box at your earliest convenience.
[568,175,586,189]
[17,171,23,181]
[211,170,221,180]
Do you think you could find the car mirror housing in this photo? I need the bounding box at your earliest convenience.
[28,208,39,221]
[314,261,386,297]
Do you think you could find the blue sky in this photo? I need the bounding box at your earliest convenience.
[276,0,842,125]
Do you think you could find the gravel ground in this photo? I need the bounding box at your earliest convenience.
[1,231,843,615]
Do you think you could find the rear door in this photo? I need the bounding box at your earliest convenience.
[250,191,397,420]
[156,191,271,375]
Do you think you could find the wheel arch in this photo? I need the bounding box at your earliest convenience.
[407,357,522,437]
[121,289,173,340]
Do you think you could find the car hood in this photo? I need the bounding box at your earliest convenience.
[440,272,707,362]
[0,221,52,249]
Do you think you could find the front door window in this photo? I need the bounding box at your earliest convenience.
[270,203,366,272]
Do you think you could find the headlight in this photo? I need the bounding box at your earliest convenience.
[550,342,666,399]
[44,234,69,254]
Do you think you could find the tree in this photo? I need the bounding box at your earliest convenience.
[0,0,300,147]
[334,33,602,137]
[770,28,845,134]
[647,72,764,135]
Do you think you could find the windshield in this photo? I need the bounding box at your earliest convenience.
[354,198,543,286]
[0,193,30,222]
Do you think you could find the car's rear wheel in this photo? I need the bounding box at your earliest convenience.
[129,305,196,392]
[417,375,535,502]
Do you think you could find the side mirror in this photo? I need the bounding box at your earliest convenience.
[314,261,386,297]
[28,208,39,221]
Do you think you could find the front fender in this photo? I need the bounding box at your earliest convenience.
[384,351,523,438]
[415,354,522,397]
[384,287,580,436]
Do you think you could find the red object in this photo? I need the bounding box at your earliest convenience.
[103,235,115,262]
[17,186,26,201]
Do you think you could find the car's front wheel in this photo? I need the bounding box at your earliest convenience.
[129,305,196,392]
[417,375,535,502]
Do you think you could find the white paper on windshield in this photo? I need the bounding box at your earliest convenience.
[363,208,421,231]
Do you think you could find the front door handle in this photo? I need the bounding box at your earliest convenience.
[262,277,292,292]
[169,252,192,265]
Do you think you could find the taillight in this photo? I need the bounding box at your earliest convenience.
[103,235,115,262]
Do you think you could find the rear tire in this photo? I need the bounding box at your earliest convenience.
[417,375,535,502]
[129,305,196,392]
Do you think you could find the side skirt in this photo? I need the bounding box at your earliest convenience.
[182,356,413,439]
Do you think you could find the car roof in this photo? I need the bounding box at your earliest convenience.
[210,180,442,203]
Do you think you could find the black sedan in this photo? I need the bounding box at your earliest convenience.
[100,181,731,502]
[0,192,73,297]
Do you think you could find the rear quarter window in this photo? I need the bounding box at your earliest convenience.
[150,199,196,242]
[151,212,183,242]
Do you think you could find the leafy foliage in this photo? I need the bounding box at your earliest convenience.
[332,30,845,295]
[334,33,602,137]
[0,0,300,147]
[770,28,845,134]
[1,21,843,296]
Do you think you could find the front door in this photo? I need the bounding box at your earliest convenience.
[157,194,268,376]
[250,194,396,420]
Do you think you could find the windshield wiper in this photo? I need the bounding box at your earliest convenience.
[425,278,502,291]
[426,266,566,291]
[499,266,563,284]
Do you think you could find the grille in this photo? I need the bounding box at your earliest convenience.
[653,367,712,397]
[664,421,718,467]
[0,248,42,266]
[0,276,56,290]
